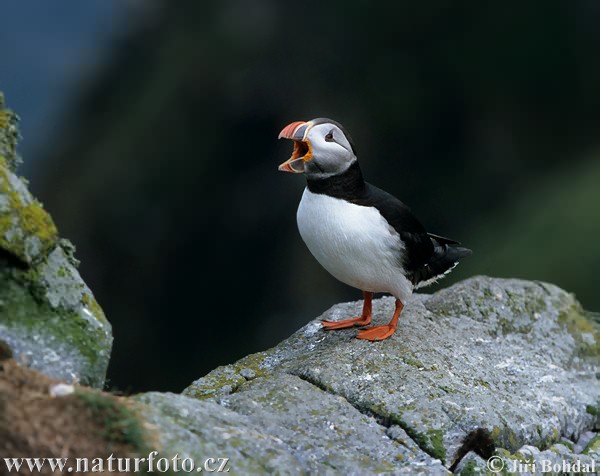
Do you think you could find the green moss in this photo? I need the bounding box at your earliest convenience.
[19,202,57,245]
[0,155,58,263]
[439,385,459,395]
[0,268,109,386]
[233,351,269,376]
[495,448,511,458]
[395,415,447,464]
[506,428,521,450]
[583,434,600,455]
[490,426,521,452]
[459,459,481,475]
[0,95,20,170]
[535,427,560,451]
[82,292,109,325]
[426,429,446,463]
[403,355,425,368]
[558,303,600,356]
[372,462,397,472]
[183,351,270,399]
[558,439,574,451]
[491,286,548,335]
[585,403,600,417]
[56,266,68,278]
[76,389,149,452]
[0,110,9,129]
[473,378,491,389]
[550,427,560,446]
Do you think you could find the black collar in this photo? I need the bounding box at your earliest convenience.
[306,161,366,199]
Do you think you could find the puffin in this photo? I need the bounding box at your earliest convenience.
[278,118,471,341]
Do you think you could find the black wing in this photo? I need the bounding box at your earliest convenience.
[426,232,461,245]
[360,184,471,286]
[360,183,434,275]
[305,163,471,285]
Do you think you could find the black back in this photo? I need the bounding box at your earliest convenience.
[306,161,471,285]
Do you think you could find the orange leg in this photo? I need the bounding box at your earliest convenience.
[322,291,373,330]
[356,299,404,341]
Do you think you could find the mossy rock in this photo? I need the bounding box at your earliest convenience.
[4,276,596,473]
[0,94,111,387]
[0,93,20,171]
[0,154,57,264]
[179,277,600,472]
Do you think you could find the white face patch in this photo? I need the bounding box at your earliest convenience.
[304,123,356,178]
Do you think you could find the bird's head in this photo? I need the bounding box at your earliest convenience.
[278,118,357,178]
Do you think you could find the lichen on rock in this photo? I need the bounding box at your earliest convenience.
[0,94,112,388]
[178,276,600,472]
[2,272,598,472]
[0,91,598,472]
[0,154,58,264]
[0,93,20,171]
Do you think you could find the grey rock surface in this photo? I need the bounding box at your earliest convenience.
[166,277,600,473]
[138,383,447,474]
[0,94,112,387]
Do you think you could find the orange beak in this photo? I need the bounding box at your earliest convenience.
[278,121,312,173]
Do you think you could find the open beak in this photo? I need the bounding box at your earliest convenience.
[278,121,312,173]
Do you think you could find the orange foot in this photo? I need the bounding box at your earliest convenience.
[356,325,396,341]
[356,299,404,341]
[322,291,372,331]
[322,315,371,330]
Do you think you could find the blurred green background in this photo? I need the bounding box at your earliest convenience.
[2,1,599,392]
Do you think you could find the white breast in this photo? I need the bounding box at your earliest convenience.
[296,188,413,302]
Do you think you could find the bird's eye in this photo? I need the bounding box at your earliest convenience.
[325,131,334,141]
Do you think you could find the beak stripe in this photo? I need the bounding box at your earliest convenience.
[278,121,307,140]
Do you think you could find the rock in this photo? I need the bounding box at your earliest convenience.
[451,452,488,475]
[7,84,594,470]
[140,375,446,474]
[2,275,598,473]
[494,440,598,475]
[0,94,111,388]
[0,113,597,474]
[49,382,75,397]
[177,277,600,472]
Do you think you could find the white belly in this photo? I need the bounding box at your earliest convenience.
[296,188,413,301]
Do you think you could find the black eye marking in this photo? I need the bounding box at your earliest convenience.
[325,130,334,141]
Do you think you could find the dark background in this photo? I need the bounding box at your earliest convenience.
[2,1,600,393]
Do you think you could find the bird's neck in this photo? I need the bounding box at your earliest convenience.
[306,160,366,198]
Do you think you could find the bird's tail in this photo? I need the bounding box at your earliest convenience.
[413,241,472,288]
